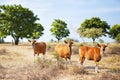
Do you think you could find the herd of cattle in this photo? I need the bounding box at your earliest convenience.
[28,39,108,73]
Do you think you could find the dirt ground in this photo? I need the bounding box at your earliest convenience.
[0,43,120,80]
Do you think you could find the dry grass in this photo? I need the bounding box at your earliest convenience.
[106,43,120,54]
[68,65,88,75]
[92,73,120,80]
[104,55,120,64]
[0,42,120,80]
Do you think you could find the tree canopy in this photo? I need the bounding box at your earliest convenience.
[50,19,70,41]
[109,24,120,42]
[77,17,110,43]
[0,4,44,45]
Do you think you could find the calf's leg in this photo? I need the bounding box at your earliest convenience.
[79,56,85,68]
[95,62,99,73]
[80,56,85,65]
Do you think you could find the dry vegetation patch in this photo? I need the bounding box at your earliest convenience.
[68,65,88,75]
[0,42,120,80]
[106,43,120,54]
[92,73,120,80]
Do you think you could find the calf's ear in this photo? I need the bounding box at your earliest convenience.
[64,40,67,44]
[28,40,31,42]
[97,43,101,47]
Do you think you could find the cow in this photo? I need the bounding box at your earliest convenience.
[55,40,73,67]
[28,39,46,63]
[79,43,107,73]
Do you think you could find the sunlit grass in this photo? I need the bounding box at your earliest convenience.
[92,72,120,80]
[109,65,120,73]
[0,43,120,80]
[104,56,120,64]
[68,65,88,75]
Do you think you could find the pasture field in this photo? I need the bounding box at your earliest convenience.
[0,42,120,80]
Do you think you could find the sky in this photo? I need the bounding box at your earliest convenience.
[0,0,120,42]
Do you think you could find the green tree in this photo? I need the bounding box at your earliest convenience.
[78,28,104,43]
[115,34,120,43]
[78,17,110,43]
[109,24,120,42]
[0,4,44,45]
[50,19,70,41]
[0,10,6,42]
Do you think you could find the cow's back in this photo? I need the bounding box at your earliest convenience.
[55,44,70,57]
[79,46,88,56]
[33,42,46,53]
[79,46,101,61]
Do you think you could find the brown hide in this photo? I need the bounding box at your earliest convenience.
[55,40,73,61]
[55,44,70,59]
[79,44,107,64]
[30,40,46,56]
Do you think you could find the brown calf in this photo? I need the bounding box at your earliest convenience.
[79,43,107,73]
[55,40,73,65]
[29,39,46,62]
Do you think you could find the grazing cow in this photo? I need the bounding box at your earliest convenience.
[79,43,107,73]
[55,40,73,66]
[28,39,46,62]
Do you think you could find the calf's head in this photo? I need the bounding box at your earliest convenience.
[97,43,108,55]
[64,40,73,47]
[28,39,36,45]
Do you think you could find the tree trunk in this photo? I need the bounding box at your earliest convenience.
[57,39,60,42]
[56,36,60,42]
[92,38,95,43]
[14,37,19,45]
[0,37,4,43]
[12,36,19,45]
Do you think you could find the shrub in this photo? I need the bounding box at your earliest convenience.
[69,65,88,75]
[36,57,53,68]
